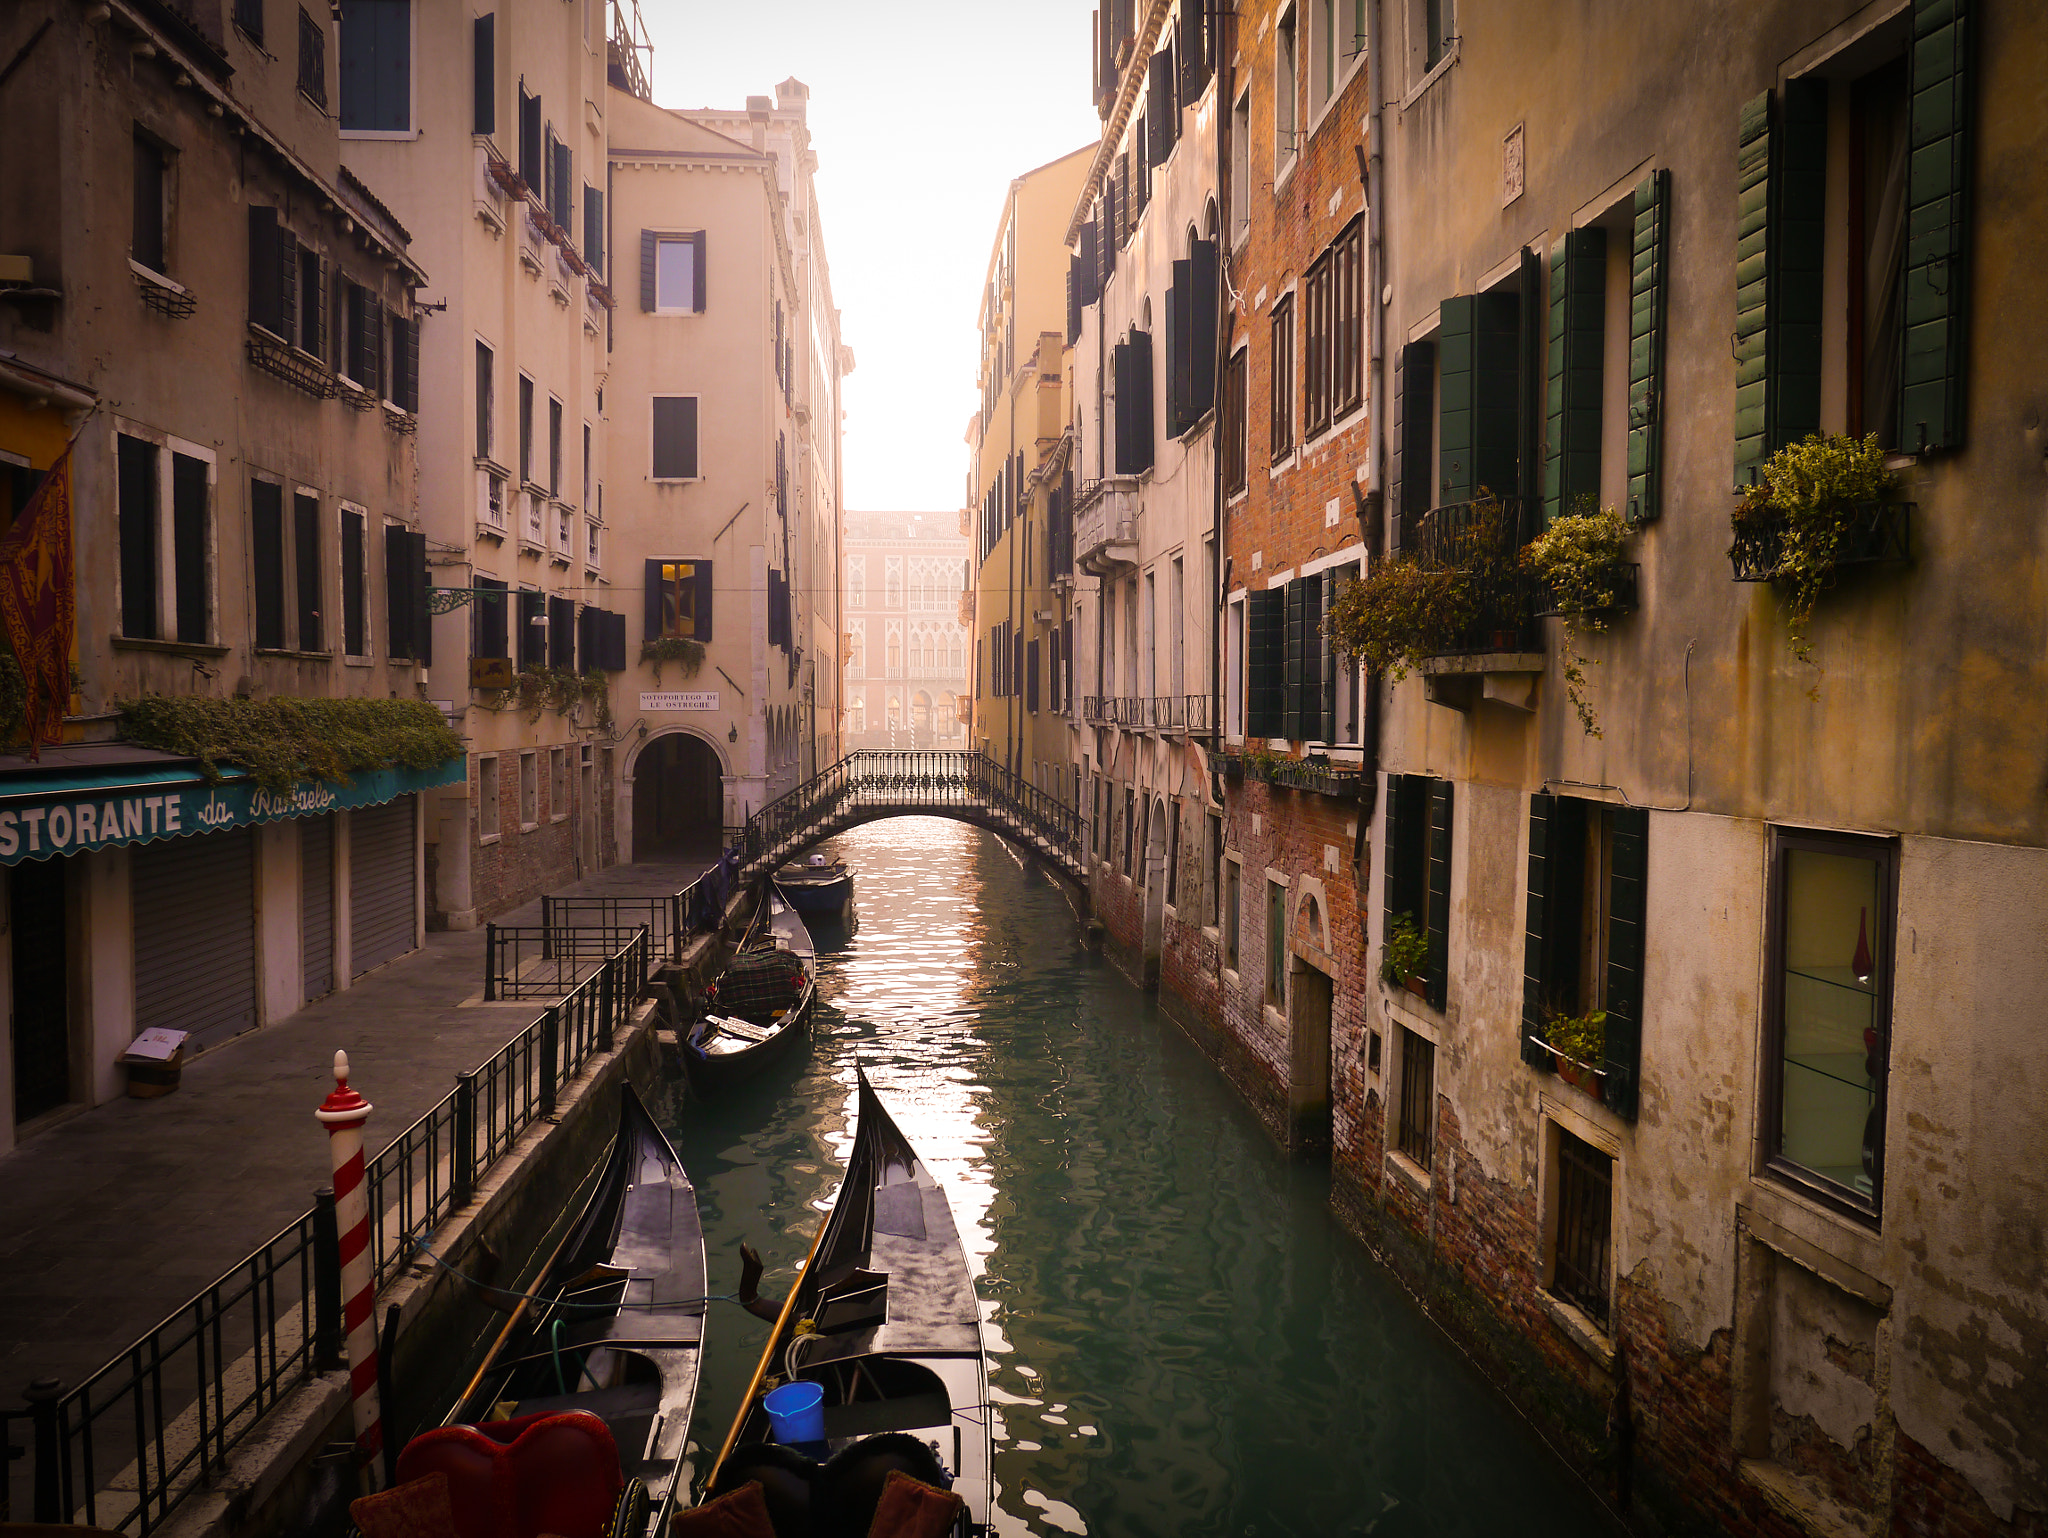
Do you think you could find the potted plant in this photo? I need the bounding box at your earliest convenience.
[1727,432,1903,663]
[1326,558,1479,679]
[641,636,707,683]
[1538,1006,1608,1096]
[1382,913,1431,997]
[1521,502,1635,737]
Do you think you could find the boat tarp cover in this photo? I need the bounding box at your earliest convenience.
[709,948,806,1018]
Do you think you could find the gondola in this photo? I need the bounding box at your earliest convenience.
[684,894,817,1090]
[773,854,855,919]
[375,1083,706,1538]
[689,1068,991,1537]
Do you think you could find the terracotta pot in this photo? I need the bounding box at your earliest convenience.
[1403,975,1429,1000]
[1557,1057,1605,1101]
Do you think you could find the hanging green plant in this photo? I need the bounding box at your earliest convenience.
[1542,1006,1608,1069]
[1521,502,1633,737]
[641,637,706,684]
[117,695,462,794]
[1729,432,1900,662]
[1326,559,1480,681]
[1381,912,1430,987]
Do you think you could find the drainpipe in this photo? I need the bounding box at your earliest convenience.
[1210,10,1232,767]
[1352,0,1388,872]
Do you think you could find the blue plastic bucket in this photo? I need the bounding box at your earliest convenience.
[762,1380,825,1444]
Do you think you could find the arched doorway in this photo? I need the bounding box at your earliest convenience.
[633,732,725,862]
[1141,794,1169,990]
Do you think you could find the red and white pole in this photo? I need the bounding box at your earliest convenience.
[315,1050,382,1475]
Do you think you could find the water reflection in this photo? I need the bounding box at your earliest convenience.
[665,818,1614,1537]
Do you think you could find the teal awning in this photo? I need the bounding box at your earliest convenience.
[0,756,465,866]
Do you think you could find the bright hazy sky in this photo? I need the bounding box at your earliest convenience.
[640,0,1102,517]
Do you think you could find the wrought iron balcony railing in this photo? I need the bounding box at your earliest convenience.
[1401,495,1539,656]
[1728,502,1912,583]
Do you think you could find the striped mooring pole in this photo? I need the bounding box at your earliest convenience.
[314,1050,381,1478]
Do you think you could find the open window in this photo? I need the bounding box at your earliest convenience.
[1383,773,1453,1009]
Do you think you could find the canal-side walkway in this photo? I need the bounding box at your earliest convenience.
[0,857,712,1412]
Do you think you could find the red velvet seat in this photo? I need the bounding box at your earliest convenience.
[395,1410,624,1538]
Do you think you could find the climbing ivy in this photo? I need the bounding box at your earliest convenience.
[117,694,463,793]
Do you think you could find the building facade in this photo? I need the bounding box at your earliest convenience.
[607,80,848,857]
[1068,0,1224,989]
[338,0,639,928]
[0,0,451,1154]
[966,147,1092,800]
[843,511,969,751]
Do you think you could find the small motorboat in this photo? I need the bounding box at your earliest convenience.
[774,853,855,919]
[688,1067,991,1536]
[685,894,816,1090]
[372,1083,706,1538]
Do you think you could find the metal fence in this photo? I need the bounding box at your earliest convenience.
[14,927,650,1533]
[485,922,648,1001]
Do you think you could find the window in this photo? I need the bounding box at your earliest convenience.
[582,423,592,510]
[548,397,563,498]
[543,128,572,231]
[1112,328,1156,475]
[1205,812,1223,926]
[297,8,327,108]
[1224,856,1241,970]
[1397,1027,1435,1168]
[1549,1128,1613,1328]
[886,630,902,677]
[518,84,542,189]
[1520,796,1648,1115]
[386,524,428,662]
[1270,295,1296,458]
[295,492,323,650]
[1301,220,1364,439]
[550,748,569,822]
[1382,774,1453,1008]
[1265,878,1287,1005]
[339,506,367,656]
[1122,787,1135,877]
[478,755,501,839]
[1244,587,1284,737]
[1279,572,1336,742]
[1229,90,1250,241]
[645,559,712,642]
[341,280,383,393]
[133,130,168,275]
[471,575,508,660]
[1422,0,1454,74]
[1222,347,1248,495]
[518,750,537,828]
[1763,829,1896,1220]
[643,231,706,314]
[651,397,699,480]
[338,0,411,133]
[472,13,494,135]
[583,186,605,277]
[518,375,534,484]
[386,311,418,413]
[252,480,285,649]
[1275,6,1298,173]
[235,0,264,43]
[847,557,865,608]
[516,589,545,669]
[298,245,326,358]
[475,342,495,460]
[116,434,211,644]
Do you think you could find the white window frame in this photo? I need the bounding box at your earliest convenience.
[549,746,570,823]
[518,749,538,830]
[473,337,497,465]
[477,754,502,841]
[651,232,705,316]
[1274,4,1300,185]
[336,0,419,141]
[112,421,218,646]
[338,500,372,660]
[1306,0,1368,130]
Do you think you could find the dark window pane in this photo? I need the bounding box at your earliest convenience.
[171,453,209,644]
[341,509,365,655]
[132,133,165,273]
[117,437,158,638]
[252,481,285,649]
[298,7,327,106]
[651,397,698,479]
[338,0,410,132]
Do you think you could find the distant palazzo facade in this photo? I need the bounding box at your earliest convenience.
[841,512,968,751]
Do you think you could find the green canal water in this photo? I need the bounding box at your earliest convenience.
[663,817,1617,1537]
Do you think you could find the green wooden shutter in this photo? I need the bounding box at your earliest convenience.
[1245,587,1286,738]
[1771,78,1827,457]
[1425,778,1455,1009]
[1382,772,1427,953]
[1521,792,1557,1070]
[1397,340,1436,524]
[1281,576,1306,741]
[1517,246,1545,514]
[1603,805,1649,1119]
[1734,90,1773,487]
[1317,575,1337,743]
[1544,229,1606,525]
[1303,572,1325,741]
[1439,296,1475,504]
[1440,294,1521,505]
[1627,169,1671,523]
[1901,0,1973,453]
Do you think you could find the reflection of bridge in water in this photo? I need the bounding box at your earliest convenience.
[734,751,1086,885]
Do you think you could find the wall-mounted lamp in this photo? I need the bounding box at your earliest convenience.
[728,723,740,743]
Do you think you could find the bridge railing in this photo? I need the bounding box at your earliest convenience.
[732,751,1082,876]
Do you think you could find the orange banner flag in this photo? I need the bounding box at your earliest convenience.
[0,445,78,758]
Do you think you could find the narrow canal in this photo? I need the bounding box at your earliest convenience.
[666,817,1616,1537]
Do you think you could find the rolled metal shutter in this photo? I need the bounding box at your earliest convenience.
[350,798,416,977]
[133,828,257,1050]
[302,815,335,1001]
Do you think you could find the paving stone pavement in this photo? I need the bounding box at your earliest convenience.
[0,858,714,1411]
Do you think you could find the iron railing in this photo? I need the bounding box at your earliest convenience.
[732,750,1083,878]
[14,928,651,1533]
[1728,501,1911,583]
[1400,496,1540,655]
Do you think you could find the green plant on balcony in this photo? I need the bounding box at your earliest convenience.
[1521,501,1632,737]
[1541,1006,1607,1071]
[1243,742,1282,781]
[1328,494,1521,678]
[1381,912,1430,990]
[117,696,463,794]
[641,636,706,683]
[1729,432,1899,663]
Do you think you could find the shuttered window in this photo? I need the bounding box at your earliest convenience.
[1303,254,1333,437]
[517,588,545,669]
[1244,587,1285,739]
[1900,0,1972,453]
[1544,227,1606,525]
[248,207,290,337]
[1438,292,1520,506]
[1270,296,1296,458]
[1113,329,1155,474]
[1026,637,1041,713]
[1734,83,1826,487]
[518,83,542,189]
[472,13,494,134]
[1520,794,1647,1118]
[645,559,712,642]
[252,480,286,650]
[643,231,706,313]
[340,508,366,656]
[1148,45,1178,164]
[1394,340,1435,528]
[384,524,428,661]
[118,437,159,638]
[472,575,508,659]
[1280,573,1324,742]
[1165,240,1217,436]
[1222,348,1249,495]
[294,492,323,651]
[1384,773,1453,1009]
[1626,170,1670,522]
[583,186,605,278]
[651,396,699,479]
[1330,219,1364,420]
[337,0,411,133]
[387,311,418,413]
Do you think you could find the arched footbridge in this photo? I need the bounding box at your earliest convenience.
[734,750,1086,886]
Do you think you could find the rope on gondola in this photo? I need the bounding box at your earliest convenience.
[409,1238,739,1311]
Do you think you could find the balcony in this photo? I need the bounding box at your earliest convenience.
[476,466,508,541]
[549,502,575,566]
[519,488,547,556]
[1728,502,1911,583]
[1074,477,1140,576]
[1399,496,1544,712]
[1145,695,1210,734]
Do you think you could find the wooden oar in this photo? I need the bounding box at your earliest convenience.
[702,1200,834,1494]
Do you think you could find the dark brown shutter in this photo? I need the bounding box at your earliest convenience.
[294,491,322,650]
[692,231,706,312]
[1188,239,1217,418]
[473,13,494,135]
[384,523,412,659]
[248,206,284,334]
[1602,806,1649,1118]
[171,452,209,645]
[1900,0,1973,453]
[252,480,285,650]
[1395,340,1435,531]
[410,530,430,666]
[1167,259,1192,433]
[473,576,507,659]
[518,85,542,188]
[549,594,575,668]
[1382,773,1427,955]
[644,558,664,641]
[640,229,658,311]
